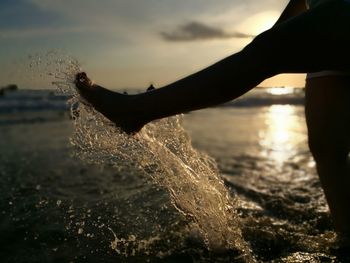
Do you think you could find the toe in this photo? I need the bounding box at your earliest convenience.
[75,72,85,83]
[74,72,95,102]
[75,72,92,92]
[75,72,92,87]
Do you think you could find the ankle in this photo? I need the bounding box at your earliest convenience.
[129,93,154,124]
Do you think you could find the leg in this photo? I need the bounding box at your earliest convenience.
[76,0,350,133]
[305,76,350,238]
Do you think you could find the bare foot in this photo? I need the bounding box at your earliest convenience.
[74,72,146,134]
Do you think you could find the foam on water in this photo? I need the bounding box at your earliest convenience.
[28,51,254,260]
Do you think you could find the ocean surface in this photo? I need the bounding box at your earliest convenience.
[0,82,349,262]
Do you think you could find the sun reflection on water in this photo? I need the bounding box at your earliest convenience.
[267,87,294,96]
[259,105,305,164]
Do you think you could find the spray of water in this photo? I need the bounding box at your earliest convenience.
[30,50,254,260]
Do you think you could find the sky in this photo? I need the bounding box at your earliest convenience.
[0,0,306,90]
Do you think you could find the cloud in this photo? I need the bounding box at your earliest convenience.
[160,21,254,42]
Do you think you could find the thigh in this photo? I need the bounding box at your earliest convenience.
[305,76,350,153]
[243,0,350,75]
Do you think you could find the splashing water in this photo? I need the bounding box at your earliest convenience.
[29,51,254,260]
[27,50,82,94]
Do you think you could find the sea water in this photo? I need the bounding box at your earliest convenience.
[1,51,348,262]
[32,51,253,260]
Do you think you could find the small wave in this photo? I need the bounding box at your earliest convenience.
[222,96,304,108]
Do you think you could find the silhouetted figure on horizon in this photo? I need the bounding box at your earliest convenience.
[147,84,155,91]
[0,84,18,96]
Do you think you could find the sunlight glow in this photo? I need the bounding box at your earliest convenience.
[267,87,294,96]
[259,105,304,164]
[239,11,280,36]
[257,18,276,33]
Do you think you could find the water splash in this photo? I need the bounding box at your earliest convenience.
[69,93,251,255]
[27,50,81,93]
[32,50,253,260]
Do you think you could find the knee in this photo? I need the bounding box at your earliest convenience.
[241,31,281,78]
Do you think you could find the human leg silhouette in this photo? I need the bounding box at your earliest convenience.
[75,0,350,134]
[305,76,350,238]
[74,0,350,241]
